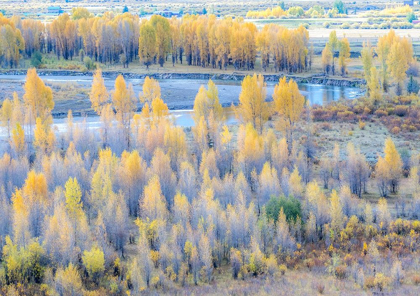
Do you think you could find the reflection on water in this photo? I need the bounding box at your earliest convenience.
[171,109,236,128]
[298,84,361,106]
[171,83,363,127]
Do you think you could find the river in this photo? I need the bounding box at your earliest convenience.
[0,74,363,128]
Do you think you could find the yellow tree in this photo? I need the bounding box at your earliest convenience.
[330,189,344,237]
[273,77,305,145]
[327,30,339,75]
[367,67,382,104]
[150,97,169,125]
[112,75,136,148]
[139,23,156,69]
[235,74,270,134]
[11,189,30,247]
[141,76,161,103]
[360,41,373,81]
[33,117,55,155]
[89,68,109,115]
[321,45,332,75]
[193,79,223,125]
[386,40,411,95]
[141,175,168,221]
[383,137,402,194]
[65,177,83,220]
[23,68,54,139]
[376,30,397,92]
[11,123,26,157]
[150,15,171,67]
[82,246,105,283]
[338,38,350,77]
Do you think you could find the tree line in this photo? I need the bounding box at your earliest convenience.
[0,11,310,73]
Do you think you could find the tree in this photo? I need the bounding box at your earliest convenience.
[90,68,109,115]
[140,175,168,221]
[150,15,171,67]
[360,42,373,81]
[322,45,332,75]
[65,177,83,220]
[367,67,382,104]
[235,74,270,134]
[139,23,156,69]
[345,143,370,198]
[0,23,25,68]
[112,75,136,149]
[407,75,420,94]
[330,190,344,236]
[54,263,83,295]
[193,79,223,125]
[141,76,161,103]
[273,77,305,145]
[333,0,346,14]
[327,31,339,75]
[383,137,403,194]
[387,41,410,95]
[71,7,91,20]
[338,38,350,76]
[33,117,55,155]
[23,68,54,139]
[1,98,13,138]
[82,246,105,284]
[11,123,26,157]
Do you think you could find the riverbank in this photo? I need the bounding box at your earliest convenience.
[0,69,366,88]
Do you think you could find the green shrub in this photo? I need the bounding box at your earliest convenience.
[31,51,43,68]
[84,56,96,70]
[265,195,301,223]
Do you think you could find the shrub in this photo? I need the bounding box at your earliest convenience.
[279,264,287,275]
[374,273,390,292]
[407,62,420,77]
[84,56,96,70]
[337,110,356,121]
[412,274,420,285]
[340,22,350,29]
[335,265,347,279]
[314,282,325,294]
[31,51,43,68]
[391,126,401,134]
[320,122,332,130]
[360,22,370,29]
[407,76,420,94]
[394,105,409,117]
[364,276,375,289]
[375,109,388,117]
[266,195,302,223]
[359,120,366,130]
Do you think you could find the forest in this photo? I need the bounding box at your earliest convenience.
[0,11,310,72]
[0,7,419,296]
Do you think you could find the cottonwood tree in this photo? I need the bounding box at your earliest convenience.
[273,77,305,145]
[376,138,402,195]
[235,74,270,134]
[141,176,168,221]
[23,68,54,140]
[1,98,13,139]
[112,75,136,149]
[345,143,370,197]
[360,41,373,82]
[338,37,350,76]
[141,76,161,103]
